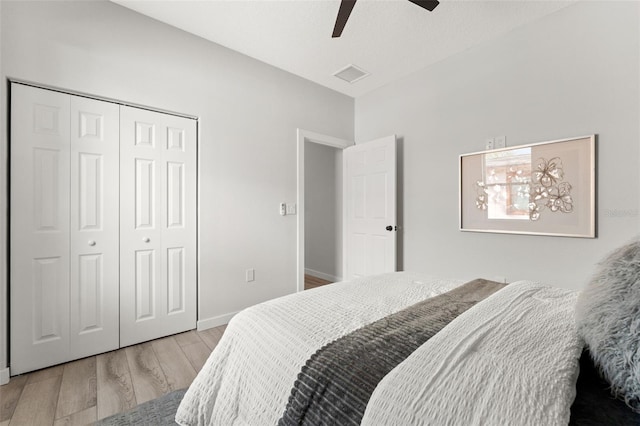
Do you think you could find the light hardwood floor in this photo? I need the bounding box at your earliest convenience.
[0,325,226,426]
[304,274,332,290]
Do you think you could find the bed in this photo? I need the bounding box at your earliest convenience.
[176,268,640,426]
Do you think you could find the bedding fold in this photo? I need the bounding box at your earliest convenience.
[278,278,505,426]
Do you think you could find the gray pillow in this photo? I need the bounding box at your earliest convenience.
[575,239,640,412]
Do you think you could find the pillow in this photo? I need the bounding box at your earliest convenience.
[575,239,640,412]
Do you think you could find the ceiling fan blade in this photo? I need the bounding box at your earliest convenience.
[332,0,357,38]
[407,0,439,12]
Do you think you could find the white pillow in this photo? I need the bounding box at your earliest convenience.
[575,239,640,412]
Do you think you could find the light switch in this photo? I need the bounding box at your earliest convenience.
[485,138,494,150]
[494,136,506,149]
[286,203,296,215]
[246,268,255,282]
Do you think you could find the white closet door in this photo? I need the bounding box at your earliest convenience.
[10,84,71,374]
[69,96,119,358]
[120,106,197,347]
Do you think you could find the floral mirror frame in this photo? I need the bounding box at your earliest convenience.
[459,135,596,238]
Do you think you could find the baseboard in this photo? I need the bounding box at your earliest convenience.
[305,268,341,283]
[197,311,238,331]
[0,367,10,385]
[197,269,341,331]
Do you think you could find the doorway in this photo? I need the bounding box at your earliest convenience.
[304,141,342,289]
[296,130,352,292]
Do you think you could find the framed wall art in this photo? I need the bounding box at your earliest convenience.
[459,135,596,238]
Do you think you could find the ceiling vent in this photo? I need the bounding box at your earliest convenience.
[333,64,369,84]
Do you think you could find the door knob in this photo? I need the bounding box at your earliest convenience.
[386,225,394,231]
[88,240,96,246]
[143,237,151,243]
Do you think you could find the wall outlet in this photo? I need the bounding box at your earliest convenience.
[246,268,255,282]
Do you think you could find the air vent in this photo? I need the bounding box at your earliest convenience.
[333,64,369,84]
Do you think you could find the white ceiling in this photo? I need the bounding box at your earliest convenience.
[112,0,577,98]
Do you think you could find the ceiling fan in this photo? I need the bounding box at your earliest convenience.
[332,0,440,38]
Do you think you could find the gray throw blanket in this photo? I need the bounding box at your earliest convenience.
[278,278,506,426]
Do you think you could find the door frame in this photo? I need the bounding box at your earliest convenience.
[296,129,352,293]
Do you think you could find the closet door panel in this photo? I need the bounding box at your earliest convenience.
[135,158,156,229]
[69,96,119,358]
[120,106,196,347]
[10,84,71,375]
[167,247,186,314]
[135,249,157,320]
[120,106,164,347]
[161,114,197,326]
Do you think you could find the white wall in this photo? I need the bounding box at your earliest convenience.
[0,0,353,374]
[355,1,640,290]
[304,142,342,281]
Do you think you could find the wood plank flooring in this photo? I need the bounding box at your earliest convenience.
[304,274,332,290]
[0,325,226,425]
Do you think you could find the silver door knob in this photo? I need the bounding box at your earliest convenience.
[143,237,151,243]
[88,240,96,246]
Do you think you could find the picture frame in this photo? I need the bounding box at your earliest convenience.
[459,135,596,238]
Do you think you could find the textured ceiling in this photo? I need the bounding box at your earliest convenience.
[112,0,577,98]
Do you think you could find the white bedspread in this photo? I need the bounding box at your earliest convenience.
[362,280,583,426]
[175,272,462,426]
[176,275,582,426]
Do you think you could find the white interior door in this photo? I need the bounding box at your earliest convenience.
[344,135,397,279]
[10,84,71,374]
[119,106,197,347]
[69,95,120,359]
[10,84,121,374]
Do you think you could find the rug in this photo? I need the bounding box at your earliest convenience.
[96,389,187,426]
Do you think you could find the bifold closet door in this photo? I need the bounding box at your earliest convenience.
[10,84,119,374]
[69,95,120,359]
[119,106,197,347]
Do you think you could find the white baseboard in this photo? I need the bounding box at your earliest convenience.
[305,268,341,283]
[197,311,238,331]
[0,367,9,385]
